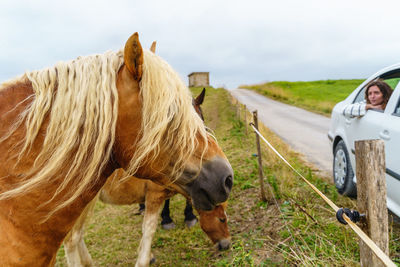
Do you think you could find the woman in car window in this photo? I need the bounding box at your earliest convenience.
[343,79,393,118]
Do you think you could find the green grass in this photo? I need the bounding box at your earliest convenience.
[55,87,400,266]
[241,79,365,116]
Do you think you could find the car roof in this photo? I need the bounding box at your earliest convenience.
[370,62,400,78]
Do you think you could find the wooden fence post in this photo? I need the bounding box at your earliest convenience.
[237,104,241,122]
[253,110,267,202]
[244,105,248,136]
[355,139,389,267]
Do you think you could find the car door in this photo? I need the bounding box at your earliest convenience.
[378,87,400,217]
[343,86,384,169]
[345,111,384,169]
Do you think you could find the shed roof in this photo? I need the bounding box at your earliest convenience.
[188,72,209,77]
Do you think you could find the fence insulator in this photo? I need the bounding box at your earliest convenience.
[336,208,364,225]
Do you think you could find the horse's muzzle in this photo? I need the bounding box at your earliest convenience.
[187,156,233,211]
[217,238,231,250]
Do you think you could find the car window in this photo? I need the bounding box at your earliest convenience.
[394,105,400,116]
[353,76,400,104]
[393,93,400,116]
[384,77,400,90]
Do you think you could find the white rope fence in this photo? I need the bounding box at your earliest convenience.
[249,123,396,267]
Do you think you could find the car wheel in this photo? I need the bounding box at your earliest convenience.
[333,140,357,197]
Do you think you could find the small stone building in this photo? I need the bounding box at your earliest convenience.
[188,72,209,87]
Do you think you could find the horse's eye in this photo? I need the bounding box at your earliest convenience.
[219,218,226,223]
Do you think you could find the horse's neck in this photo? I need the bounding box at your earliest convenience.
[0,79,32,133]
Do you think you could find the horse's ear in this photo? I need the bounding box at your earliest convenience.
[150,41,157,53]
[195,88,206,105]
[124,32,143,81]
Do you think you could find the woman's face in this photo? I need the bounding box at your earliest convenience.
[367,85,384,106]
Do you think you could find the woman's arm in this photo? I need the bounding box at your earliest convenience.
[342,102,367,118]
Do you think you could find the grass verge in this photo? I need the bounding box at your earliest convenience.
[241,80,365,116]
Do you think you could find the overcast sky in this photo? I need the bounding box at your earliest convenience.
[2,0,400,88]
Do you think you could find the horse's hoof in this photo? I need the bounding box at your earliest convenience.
[185,218,198,228]
[150,256,156,265]
[134,204,145,215]
[134,209,145,215]
[161,222,175,230]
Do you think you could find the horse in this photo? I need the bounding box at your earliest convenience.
[63,168,230,267]
[0,32,233,266]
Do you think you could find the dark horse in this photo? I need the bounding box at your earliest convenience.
[0,33,233,266]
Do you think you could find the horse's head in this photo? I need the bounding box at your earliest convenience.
[198,202,231,250]
[114,33,233,211]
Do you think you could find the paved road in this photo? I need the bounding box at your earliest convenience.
[229,88,332,177]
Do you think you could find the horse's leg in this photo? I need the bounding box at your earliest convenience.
[64,194,98,267]
[160,199,175,230]
[138,203,145,215]
[136,192,165,267]
[183,199,197,228]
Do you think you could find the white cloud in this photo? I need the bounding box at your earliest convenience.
[2,0,400,88]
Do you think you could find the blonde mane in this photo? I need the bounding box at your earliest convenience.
[0,48,208,217]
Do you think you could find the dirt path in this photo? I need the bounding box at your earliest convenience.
[229,88,332,178]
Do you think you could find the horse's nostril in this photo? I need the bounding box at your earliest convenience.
[224,175,233,191]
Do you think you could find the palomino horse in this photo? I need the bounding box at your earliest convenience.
[63,168,230,267]
[0,33,233,266]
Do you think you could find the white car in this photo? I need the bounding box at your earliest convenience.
[328,63,400,218]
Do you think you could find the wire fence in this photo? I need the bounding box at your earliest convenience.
[249,122,395,267]
[231,97,396,267]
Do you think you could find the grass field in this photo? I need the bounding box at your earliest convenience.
[241,79,365,116]
[55,87,399,266]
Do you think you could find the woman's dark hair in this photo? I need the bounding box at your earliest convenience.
[364,79,393,109]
